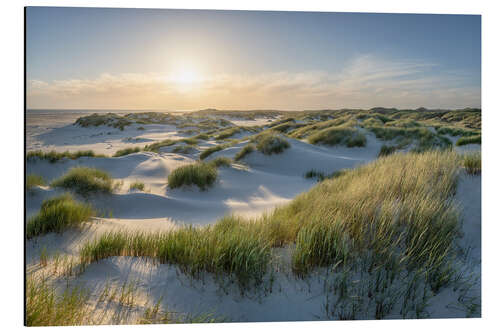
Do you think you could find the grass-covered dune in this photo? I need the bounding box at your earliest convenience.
[78,151,465,311]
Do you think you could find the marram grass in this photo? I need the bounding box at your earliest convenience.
[27,193,95,239]
[168,162,218,190]
[51,167,113,197]
[78,151,463,296]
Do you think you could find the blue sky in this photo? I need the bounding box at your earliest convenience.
[26,7,481,110]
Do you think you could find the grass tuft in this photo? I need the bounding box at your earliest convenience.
[378,145,397,157]
[27,193,95,238]
[51,167,113,197]
[207,156,232,168]
[199,143,230,160]
[113,147,140,157]
[252,132,290,155]
[26,174,46,192]
[129,181,145,191]
[308,126,367,147]
[463,151,481,175]
[234,144,256,161]
[168,163,218,190]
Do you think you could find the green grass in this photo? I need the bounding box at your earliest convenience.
[27,193,95,238]
[303,169,326,181]
[456,135,481,146]
[207,156,232,168]
[27,150,106,163]
[51,167,113,197]
[129,181,145,191]
[167,163,218,190]
[75,150,462,305]
[26,174,46,192]
[378,145,397,157]
[79,216,271,289]
[368,126,451,152]
[214,127,241,140]
[199,143,231,160]
[234,144,256,161]
[172,144,196,154]
[113,147,141,157]
[252,132,290,155]
[26,275,91,326]
[463,152,481,175]
[144,139,176,152]
[308,126,366,147]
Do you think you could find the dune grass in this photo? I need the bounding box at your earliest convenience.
[77,151,462,303]
[463,151,481,175]
[143,139,176,152]
[26,275,91,326]
[214,127,241,140]
[368,126,451,152]
[167,162,218,190]
[26,174,46,192]
[199,143,231,160]
[304,169,326,181]
[234,144,256,161]
[51,167,113,197]
[27,150,106,163]
[113,147,141,157]
[378,144,397,157]
[207,156,232,168]
[129,181,145,191]
[79,217,271,289]
[308,126,367,147]
[172,144,196,154]
[456,135,481,146]
[27,193,95,239]
[251,131,290,155]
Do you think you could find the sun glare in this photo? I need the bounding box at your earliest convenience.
[168,67,203,88]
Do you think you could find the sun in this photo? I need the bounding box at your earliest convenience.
[168,67,203,88]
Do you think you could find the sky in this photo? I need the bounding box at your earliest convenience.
[26,7,481,110]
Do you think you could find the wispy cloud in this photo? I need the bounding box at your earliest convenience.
[27,55,480,110]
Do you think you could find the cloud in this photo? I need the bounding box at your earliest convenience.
[27,55,480,110]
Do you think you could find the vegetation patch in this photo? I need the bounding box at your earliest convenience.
[27,193,95,238]
[27,150,106,163]
[199,143,231,160]
[214,127,241,140]
[129,181,145,191]
[463,151,481,175]
[113,147,141,157]
[172,144,196,154]
[26,174,46,192]
[456,135,481,146]
[308,126,367,147]
[51,167,113,197]
[234,144,256,161]
[79,216,271,289]
[144,139,176,152]
[168,162,218,190]
[207,156,232,168]
[26,275,91,326]
[378,145,397,157]
[252,131,290,155]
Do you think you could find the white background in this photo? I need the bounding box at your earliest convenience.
[1,0,498,332]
